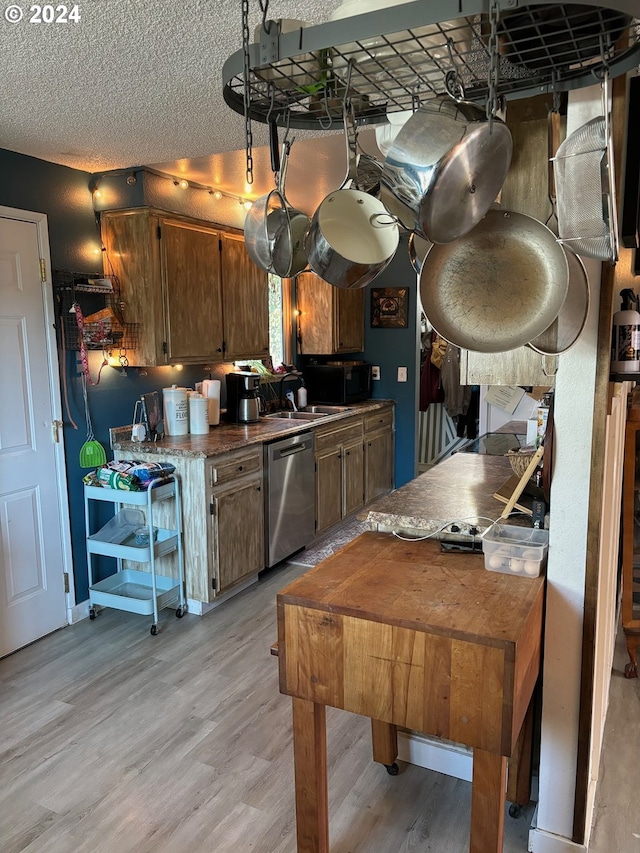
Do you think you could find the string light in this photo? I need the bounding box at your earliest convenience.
[89,167,253,210]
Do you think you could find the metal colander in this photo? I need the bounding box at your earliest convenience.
[553,79,619,262]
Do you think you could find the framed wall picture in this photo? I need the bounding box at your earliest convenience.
[370,287,409,329]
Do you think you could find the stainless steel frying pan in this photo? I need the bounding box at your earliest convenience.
[419,209,569,353]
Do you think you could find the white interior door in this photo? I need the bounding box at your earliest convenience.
[0,213,68,656]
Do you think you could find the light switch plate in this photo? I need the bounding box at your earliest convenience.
[397,366,407,382]
[372,366,381,380]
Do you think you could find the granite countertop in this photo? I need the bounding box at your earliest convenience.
[110,399,394,459]
[360,453,517,536]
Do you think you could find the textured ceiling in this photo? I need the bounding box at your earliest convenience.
[1,0,352,179]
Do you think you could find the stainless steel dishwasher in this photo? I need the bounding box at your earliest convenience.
[264,431,315,567]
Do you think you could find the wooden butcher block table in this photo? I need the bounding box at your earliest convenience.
[277,531,545,853]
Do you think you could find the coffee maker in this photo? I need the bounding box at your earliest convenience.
[226,372,263,423]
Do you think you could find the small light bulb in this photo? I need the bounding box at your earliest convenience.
[93,189,102,198]
[179,179,189,189]
[174,363,184,371]
[243,200,253,210]
[213,190,223,200]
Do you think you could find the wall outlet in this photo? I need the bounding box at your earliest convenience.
[397,366,407,382]
[372,365,381,380]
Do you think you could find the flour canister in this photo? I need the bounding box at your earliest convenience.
[202,379,221,425]
[188,393,209,435]
[162,385,189,435]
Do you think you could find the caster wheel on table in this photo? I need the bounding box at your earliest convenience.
[150,624,159,636]
[385,763,399,776]
[176,606,186,618]
[508,804,523,819]
[89,608,97,620]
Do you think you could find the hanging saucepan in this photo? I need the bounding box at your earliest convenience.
[244,122,310,277]
[419,209,569,353]
[380,94,513,244]
[304,101,399,289]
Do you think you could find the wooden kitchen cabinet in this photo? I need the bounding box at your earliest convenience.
[314,417,364,534]
[207,446,264,597]
[101,208,268,366]
[296,271,365,354]
[364,406,395,504]
[220,232,269,361]
[114,445,264,604]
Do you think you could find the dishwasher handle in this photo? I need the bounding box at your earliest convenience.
[278,442,310,458]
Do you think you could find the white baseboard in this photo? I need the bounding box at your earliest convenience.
[528,811,587,853]
[68,599,91,623]
[398,731,473,781]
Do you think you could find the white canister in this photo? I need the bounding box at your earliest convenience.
[202,379,221,426]
[189,393,210,435]
[162,385,189,435]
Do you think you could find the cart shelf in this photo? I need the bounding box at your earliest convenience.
[89,569,181,617]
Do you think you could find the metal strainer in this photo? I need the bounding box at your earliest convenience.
[553,75,619,262]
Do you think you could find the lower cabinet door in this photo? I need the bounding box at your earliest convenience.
[211,478,264,593]
[343,440,364,517]
[316,447,343,534]
[365,430,394,504]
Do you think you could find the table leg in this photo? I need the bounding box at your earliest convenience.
[291,697,329,853]
[470,748,507,853]
[371,719,398,766]
[507,697,534,808]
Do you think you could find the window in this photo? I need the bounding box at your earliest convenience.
[235,274,292,372]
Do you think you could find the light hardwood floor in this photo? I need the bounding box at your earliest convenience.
[0,556,634,853]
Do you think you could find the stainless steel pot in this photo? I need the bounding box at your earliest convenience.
[419,209,569,353]
[380,95,513,244]
[304,102,399,289]
[244,128,310,277]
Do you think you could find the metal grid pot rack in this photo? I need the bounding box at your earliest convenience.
[222,0,640,131]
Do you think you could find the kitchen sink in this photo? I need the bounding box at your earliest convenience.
[264,411,328,420]
[300,405,352,414]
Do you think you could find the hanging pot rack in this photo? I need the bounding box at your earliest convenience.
[222,0,640,130]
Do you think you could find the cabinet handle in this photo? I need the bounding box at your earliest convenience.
[257,486,261,492]
[346,451,350,456]
[237,465,244,471]
[368,442,372,446]
[337,454,342,459]
[217,347,222,353]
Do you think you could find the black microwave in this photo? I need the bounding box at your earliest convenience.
[302,362,372,404]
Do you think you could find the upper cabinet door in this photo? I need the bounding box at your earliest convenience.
[296,271,364,355]
[220,232,269,361]
[335,288,365,353]
[161,220,224,363]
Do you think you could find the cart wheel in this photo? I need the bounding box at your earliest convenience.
[89,608,97,620]
[176,606,185,618]
[385,763,399,776]
[508,804,523,819]
[150,624,158,636]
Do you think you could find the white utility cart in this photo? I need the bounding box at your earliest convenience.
[84,476,186,634]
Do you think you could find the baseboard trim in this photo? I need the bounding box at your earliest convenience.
[398,731,473,781]
[529,820,587,852]
[69,600,90,623]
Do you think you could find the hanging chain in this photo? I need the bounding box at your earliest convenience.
[486,0,501,132]
[241,0,254,185]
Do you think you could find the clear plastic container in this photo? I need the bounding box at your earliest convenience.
[481,524,549,578]
[90,509,145,545]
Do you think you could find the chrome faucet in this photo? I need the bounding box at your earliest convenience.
[278,372,299,410]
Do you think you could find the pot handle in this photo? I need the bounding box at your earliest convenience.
[369,212,400,228]
[341,99,359,189]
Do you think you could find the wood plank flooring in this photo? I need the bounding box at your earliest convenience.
[0,554,589,853]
